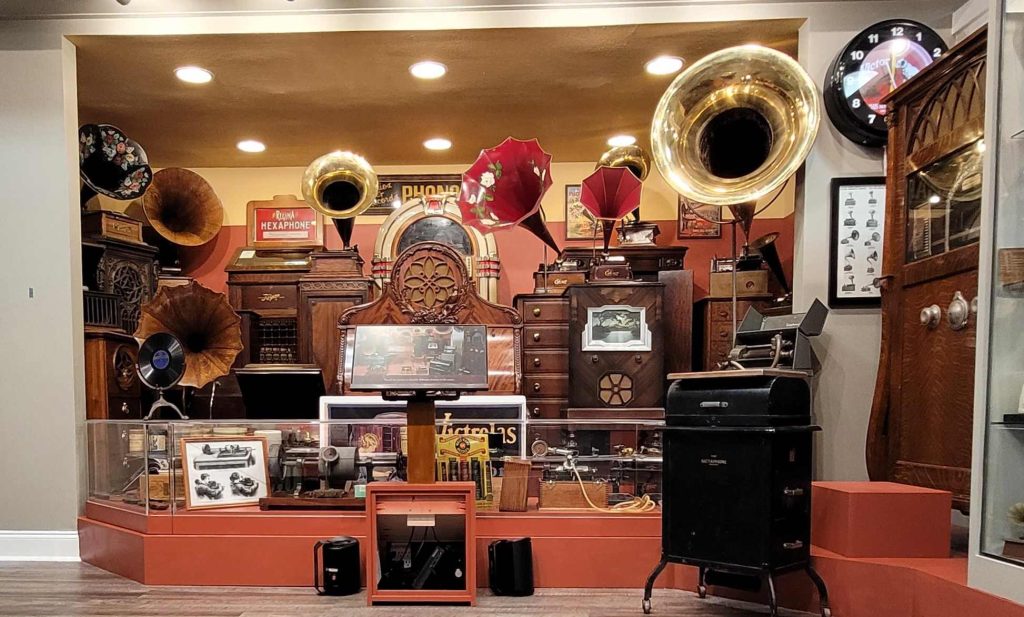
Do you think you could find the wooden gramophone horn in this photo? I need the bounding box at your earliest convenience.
[142,168,224,246]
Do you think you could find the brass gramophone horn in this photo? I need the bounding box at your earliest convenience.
[650,44,820,207]
[301,150,379,249]
[597,145,651,182]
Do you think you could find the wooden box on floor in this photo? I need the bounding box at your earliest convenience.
[366,483,477,606]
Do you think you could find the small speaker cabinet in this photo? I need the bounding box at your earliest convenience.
[567,282,664,418]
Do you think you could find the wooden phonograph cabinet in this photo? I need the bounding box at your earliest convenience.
[867,28,986,511]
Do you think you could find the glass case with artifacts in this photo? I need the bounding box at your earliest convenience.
[971,7,1024,606]
[87,421,176,514]
[524,418,663,511]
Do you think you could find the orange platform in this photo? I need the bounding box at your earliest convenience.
[78,482,1024,617]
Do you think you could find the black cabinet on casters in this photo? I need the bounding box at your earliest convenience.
[642,370,831,617]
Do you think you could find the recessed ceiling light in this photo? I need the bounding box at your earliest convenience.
[410,61,447,80]
[174,65,213,84]
[645,55,684,76]
[236,139,266,153]
[607,135,637,148]
[424,138,452,151]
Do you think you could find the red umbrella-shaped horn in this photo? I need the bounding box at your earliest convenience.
[457,137,559,253]
[580,166,644,253]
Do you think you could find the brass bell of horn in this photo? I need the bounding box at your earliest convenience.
[650,44,820,208]
[597,145,651,182]
[301,150,379,249]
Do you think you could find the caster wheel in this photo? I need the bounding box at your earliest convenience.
[642,598,652,614]
[697,585,707,599]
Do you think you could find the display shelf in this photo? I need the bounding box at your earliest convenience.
[970,5,1024,605]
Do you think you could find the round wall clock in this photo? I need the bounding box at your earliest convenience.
[824,19,948,147]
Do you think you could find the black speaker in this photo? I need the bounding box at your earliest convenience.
[488,537,534,596]
[313,536,360,596]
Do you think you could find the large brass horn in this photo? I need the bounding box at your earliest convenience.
[142,168,224,246]
[301,150,378,249]
[650,45,820,207]
[597,145,651,182]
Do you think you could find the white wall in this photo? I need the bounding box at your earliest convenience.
[0,40,84,549]
[0,0,959,546]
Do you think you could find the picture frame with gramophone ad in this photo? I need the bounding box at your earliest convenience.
[180,436,270,510]
[829,177,885,308]
[246,196,324,249]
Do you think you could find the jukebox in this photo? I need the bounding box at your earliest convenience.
[643,369,830,617]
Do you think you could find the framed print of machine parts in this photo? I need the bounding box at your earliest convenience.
[180,436,270,510]
[829,177,886,308]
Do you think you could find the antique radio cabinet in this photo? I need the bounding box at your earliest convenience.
[84,326,142,419]
[515,293,570,419]
[567,283,664,418]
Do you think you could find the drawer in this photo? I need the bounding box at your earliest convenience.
[108,397,142,420]
[523,350,568,373]
[525,400,566,419]
[708,341,733,368]
[525,375,568,398]
[524,325,568,348]
[520,299,569,323]
[711,321,734,343]
[241,284,297,309]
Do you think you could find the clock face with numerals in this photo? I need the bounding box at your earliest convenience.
[824,20,948,147]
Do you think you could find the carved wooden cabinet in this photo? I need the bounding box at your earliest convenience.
[82,237,158,334]
[515,292,569,419]
[567,282,664,418]
[867,28,986,512]
[84,326,142,419]
[693,296,772,371]
[227,248,371,393]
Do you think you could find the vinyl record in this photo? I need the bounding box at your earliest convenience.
[138,332,185,390]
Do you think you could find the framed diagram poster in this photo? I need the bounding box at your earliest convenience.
[829,177,886,308]
[677,199,722,238]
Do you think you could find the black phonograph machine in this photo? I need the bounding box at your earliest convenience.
[642,45,831,617]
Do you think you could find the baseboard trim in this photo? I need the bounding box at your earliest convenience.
[0,530,80,561]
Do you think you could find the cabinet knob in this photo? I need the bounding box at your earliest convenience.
[920,304,941,328]
[532,307,542,317]
[532,332,541,342]
[782,487,805,497]
[121,402,130,416]
[533,382,541,392]
[591,355,599,363]
[531,407,540,417]
[533,357,541,367]
[947,291,969,330]
[782,540,804,550]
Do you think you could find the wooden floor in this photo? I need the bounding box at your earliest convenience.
[0,562,788,617]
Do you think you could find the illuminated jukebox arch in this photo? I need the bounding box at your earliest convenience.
[372,194,500,302]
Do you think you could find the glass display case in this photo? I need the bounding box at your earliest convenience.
[86,410,663,516]
[970,5,1024,605]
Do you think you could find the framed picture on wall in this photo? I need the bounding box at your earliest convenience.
[829,176,886,308]
[677,198,722,239]
[565,184,599,240]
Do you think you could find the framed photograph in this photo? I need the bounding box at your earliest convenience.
[180,437,270,510]
[678,199,722,238]
[246,196,324,249]
[565,184,599,240]
[829,176,886,308]
[368,174,462,216]
[582,305,652,351]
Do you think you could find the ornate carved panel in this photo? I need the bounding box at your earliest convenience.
[339,242,521,393]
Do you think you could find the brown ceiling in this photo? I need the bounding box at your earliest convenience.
[72,21,801,168]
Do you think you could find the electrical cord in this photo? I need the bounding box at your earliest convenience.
[567,457,658,514]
